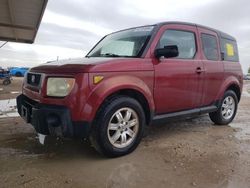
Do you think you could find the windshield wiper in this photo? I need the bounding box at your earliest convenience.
[87,53,135,58]
[101,53,122,57]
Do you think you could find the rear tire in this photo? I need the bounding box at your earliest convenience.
[15,72,22,77]
[90,96,146,157]
[209,90,238,125]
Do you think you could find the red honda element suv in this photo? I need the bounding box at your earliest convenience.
[17,22,243,157]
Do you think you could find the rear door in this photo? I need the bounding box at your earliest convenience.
[197,27,224,106]
[152,24,203,114]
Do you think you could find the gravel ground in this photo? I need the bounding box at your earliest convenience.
[0,79,249,188]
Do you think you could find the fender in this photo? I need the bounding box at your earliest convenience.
[215,75,242,101]
[81,74,155,122]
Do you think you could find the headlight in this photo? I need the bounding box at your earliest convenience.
[46,77,75,97]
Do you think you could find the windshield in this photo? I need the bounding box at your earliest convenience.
[86,26,154,58]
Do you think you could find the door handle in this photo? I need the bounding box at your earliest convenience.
[196,67,205,74]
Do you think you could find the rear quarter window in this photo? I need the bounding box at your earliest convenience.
[220,38,239,62]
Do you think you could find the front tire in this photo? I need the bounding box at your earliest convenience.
[3,79,11,85]
[90,96,146,157]
[209,90,238,125]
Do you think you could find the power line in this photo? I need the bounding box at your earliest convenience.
[0,41,8,49]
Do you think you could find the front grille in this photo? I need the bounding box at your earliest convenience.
[27,73,41,87]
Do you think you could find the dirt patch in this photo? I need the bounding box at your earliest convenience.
[0,80,250,188]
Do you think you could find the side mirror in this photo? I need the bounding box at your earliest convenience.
[155,45,179,59]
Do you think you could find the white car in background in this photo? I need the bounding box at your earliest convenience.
[243,74,250,80]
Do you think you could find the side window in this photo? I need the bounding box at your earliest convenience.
[158,30,196,59]
[220,38,239,62]
[201,34,219,61]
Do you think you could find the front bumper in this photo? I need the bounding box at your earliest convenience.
[16,94,90,138]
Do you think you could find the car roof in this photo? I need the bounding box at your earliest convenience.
[108,21,236,42]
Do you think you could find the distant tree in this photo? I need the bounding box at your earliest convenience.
[248,67,250,73]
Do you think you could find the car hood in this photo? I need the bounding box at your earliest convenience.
[30,57,153,74]
[30,58,113,73]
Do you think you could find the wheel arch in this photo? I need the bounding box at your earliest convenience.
[81,76,155,125]
[15,71,22,76]
[216,76,242,103]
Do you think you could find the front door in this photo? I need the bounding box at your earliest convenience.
[153,24,203,114]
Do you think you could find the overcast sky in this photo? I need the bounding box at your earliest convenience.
[0,0,249,73]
